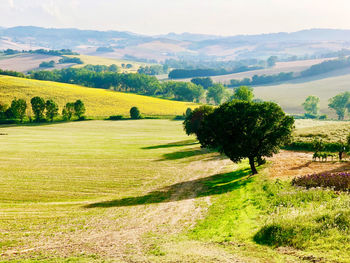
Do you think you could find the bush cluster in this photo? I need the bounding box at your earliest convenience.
[292,172,350,191]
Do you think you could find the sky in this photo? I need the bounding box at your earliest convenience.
[1,0,350,36]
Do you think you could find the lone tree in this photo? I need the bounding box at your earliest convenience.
[31,96,46,121]
[231,86,254,102]
[130,106,141,119]
[328,92,350,120]
[10,98,27,122]
[74,100,85,120]
[302,95,320,116]
[196,101,294,174]
[45,99,59,122]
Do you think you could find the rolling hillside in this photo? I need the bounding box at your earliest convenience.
[253,69,350,116]
[0,75,197,117]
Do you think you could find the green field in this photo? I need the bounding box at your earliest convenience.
[1,120,350,262]
[0,75,197,117]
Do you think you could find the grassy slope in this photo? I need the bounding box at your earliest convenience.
[253,69,350,116]
[69,54,152,73]
[0,75,197,117]
[1,119,350,262]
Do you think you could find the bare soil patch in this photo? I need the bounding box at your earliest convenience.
[268,150,350,178]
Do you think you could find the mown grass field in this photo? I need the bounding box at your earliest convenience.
[69,54,152,73]
[1,119,350,262]
[0,75,197,117]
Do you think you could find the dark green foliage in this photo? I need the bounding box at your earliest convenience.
[58,56,83,64]
[39,60,55,68]
[0,103,8,120]
[231,86,254,101]
[190,77,214,89]
[197,101,294,174]
[185,108,192,118]
[62,102,75,120]
[254,224,297,247]
[108,115,123,120]
[30,96,46,121]
[130,106,141,119]
[206,84,226,105]
[183,105,214,137]
[328,92,350,120]
[229,72,294,87]
[9,98,27,122]
[45,99,59,122]
[163,81,204,102]
[0,69,26,78]
[74,100,85,120]
[168,66,261,79]
[301,57,350,77]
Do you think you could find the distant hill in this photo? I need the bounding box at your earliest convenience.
[1,27,350,61]
[0,75,196,117]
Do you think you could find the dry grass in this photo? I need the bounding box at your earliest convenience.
[0,75,197,117]
[69,54,152,73]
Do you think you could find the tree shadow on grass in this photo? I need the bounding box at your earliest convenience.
[85,167,253,208]
[141,139,199,150]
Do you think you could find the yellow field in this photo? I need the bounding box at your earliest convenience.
[0,75,197,117]
[69,54,152,73]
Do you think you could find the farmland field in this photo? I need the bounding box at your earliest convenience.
[0,75,196,117]
[1,119,350,262]
[69,54,152,73]
[0,54,73,73]
[253,69,350,116]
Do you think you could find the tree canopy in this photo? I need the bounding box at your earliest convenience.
[302,96,320,116]
[187,101,294,174]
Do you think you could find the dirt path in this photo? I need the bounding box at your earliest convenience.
[268,150,350,178]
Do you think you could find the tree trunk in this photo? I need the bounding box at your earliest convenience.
[249,157,258,175]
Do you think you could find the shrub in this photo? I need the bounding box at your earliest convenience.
[74,100,85,120]
[130,107,141,119]
[292,172,350,191]
[108,115,123,120]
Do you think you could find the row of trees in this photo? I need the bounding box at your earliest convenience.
[302,92,350,120]
[0,97,85,122]
[229,72,294,87]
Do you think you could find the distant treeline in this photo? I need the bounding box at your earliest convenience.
[168,66,262,79]
[137,65,169,75]
[2,48,79,56]
[0,66,204,103]
[228,57,350,87]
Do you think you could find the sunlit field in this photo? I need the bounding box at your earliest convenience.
[0,75,197,117]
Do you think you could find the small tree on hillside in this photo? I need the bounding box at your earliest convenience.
[185,108,192,118]
[10,98,27,122]
[45,99,59,122]
[231,86,254,102]
[74,100,85,120]
[302,95,320,116]
[328,92,350,120]
[130,106,141,119]
[197,101,294,174]
[62,102,75,120]
[31,96,46,121]
[0,103,8,120]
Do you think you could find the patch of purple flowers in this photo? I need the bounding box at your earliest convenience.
[292,172,350,191]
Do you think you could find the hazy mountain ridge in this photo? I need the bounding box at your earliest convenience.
[1,26,350,61]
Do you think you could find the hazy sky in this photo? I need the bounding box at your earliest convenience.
[1,0,350,36]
